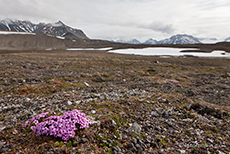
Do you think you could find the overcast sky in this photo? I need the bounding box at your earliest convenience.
[0,0,230,41]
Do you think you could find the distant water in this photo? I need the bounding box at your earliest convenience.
[109,47,230,58]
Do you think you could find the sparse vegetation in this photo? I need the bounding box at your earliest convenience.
[0,50,229,153]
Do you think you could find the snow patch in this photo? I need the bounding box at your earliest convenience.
[56,36,65,40]
[109,48,230,58]
[66,47,113,51]
[0,31,36,35]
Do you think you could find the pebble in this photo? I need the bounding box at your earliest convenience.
[107,139,113,144]
[128,123,142,133]
[25,98,31,102]
[72,142,77,147]
[81,138,88,143]
[162,111,169,118]
[131,138,137,144]
[127,143,135,149]
[91,110,96,114]
[151,111,159,116]
[67,100,72,105]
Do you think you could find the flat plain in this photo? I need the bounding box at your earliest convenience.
[0,50,230,154]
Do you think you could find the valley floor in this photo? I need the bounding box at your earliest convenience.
[0,50,230,154]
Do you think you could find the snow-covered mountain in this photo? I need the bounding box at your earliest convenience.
[114,34,202,44]
[116,39,141,44]
[225,37,230,42]
[0,18,88,39]
[158,34,201,44]
[142,38,158,44]
[0,18,37,32]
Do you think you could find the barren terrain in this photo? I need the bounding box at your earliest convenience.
[0,50,230,154]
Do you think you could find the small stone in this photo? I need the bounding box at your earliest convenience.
[151,111,159,116]
[145,138,151,144]
[12,129,18,135]
[162,111,169,118]
[217,150,225,154]
[117,147,122,152]
[81,138,88,143]
[131,138,137,144]
[67,100,72,105]
[99,95,105,100]
[101,140,107,144]
[146,143,151,148]
[72,141,77,147]
[178,150,186,154]
[122,134,127,139]
[84,82,90,87]
[112,146,121,152]
[91,110,96,114]
[107,139,113,144]
[75,100,81,104]
[139,140,147,149]
[158,149,165,154]
[155,126,162,131]
[92,77,105,82]
[127,143,135,149]
[0,126,6,131]
[207,138,214,143]
[135,144,142,151]
[128,123,142,133]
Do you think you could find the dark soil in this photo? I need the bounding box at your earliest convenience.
[0,50,230,154]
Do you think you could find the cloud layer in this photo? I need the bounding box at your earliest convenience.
[0,0,230,41]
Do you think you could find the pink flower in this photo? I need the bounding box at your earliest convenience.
[25,109,91,141]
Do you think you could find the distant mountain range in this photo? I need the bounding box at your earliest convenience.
[114,35,230,45]
[0,18,88,40]
[115,34,203,44]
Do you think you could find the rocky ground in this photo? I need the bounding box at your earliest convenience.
[0,50,230,154]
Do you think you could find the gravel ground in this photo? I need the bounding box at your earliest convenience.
[0,51,230,154]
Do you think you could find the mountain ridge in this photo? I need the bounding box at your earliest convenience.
[0,19,117,50]
[114,34,202,45]
[0,18,88,40]
[225,37,230,42]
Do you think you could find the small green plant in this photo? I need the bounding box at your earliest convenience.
[211,127,219,133]
[191,145,197,151]
[114,131,121,138]
[186,129,191,136]
[160,139,168,146]
[76,150,82,153]
[171,138,176,143]
[67,141,72,147]
[95,135,103,141]
[131,133,139,138]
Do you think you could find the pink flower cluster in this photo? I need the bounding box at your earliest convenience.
[25,109,91,141]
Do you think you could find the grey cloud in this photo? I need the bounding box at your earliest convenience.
[0,0,229,40]
[138,22,175,34]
